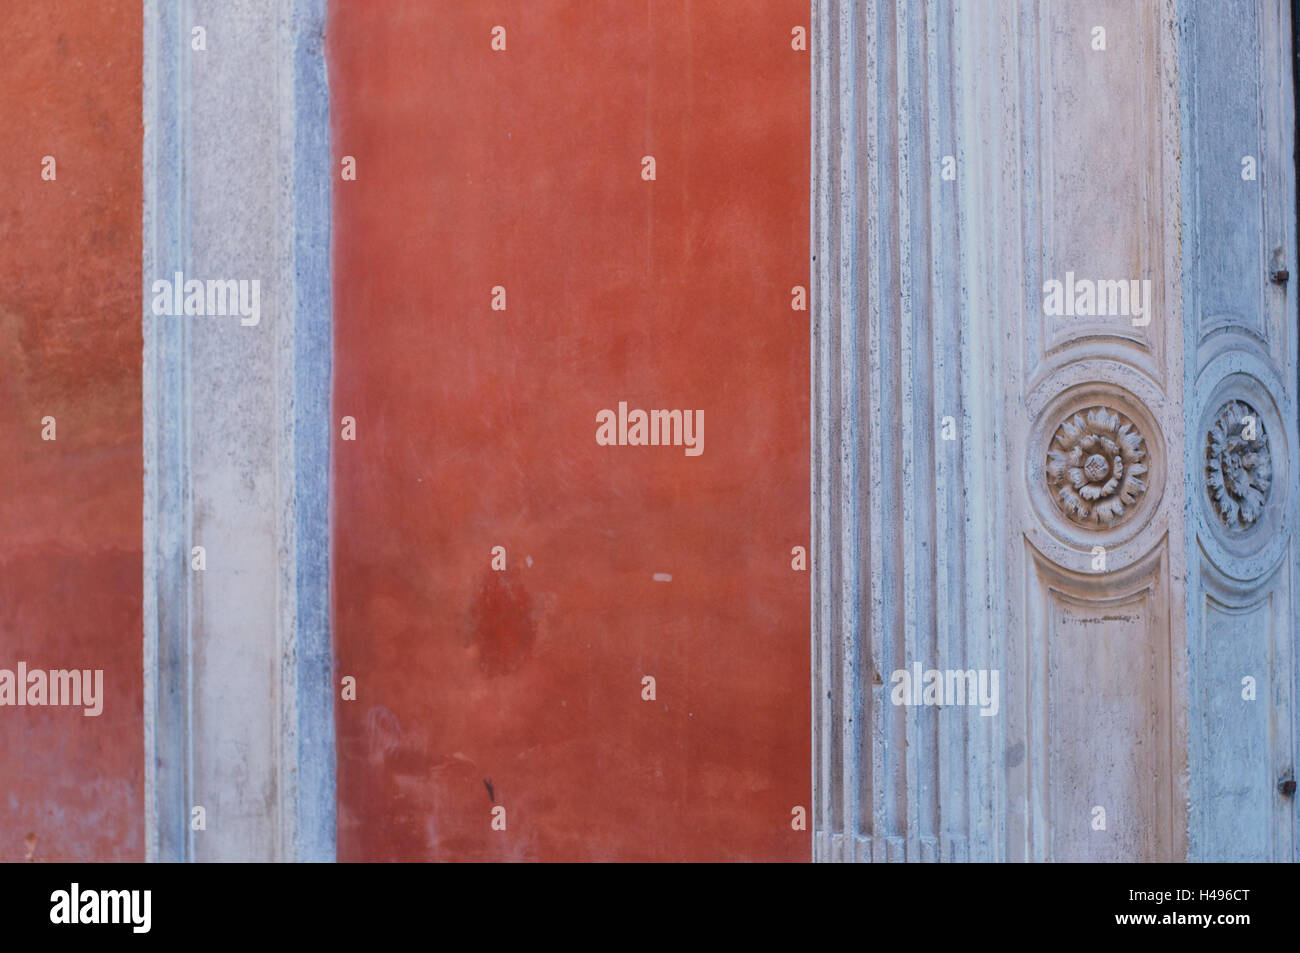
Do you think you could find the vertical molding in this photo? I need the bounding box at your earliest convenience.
[811,0,831,861]
[143,0,334,862]
[288,0,336,863]
[929,0,980,863]
[142,0,191,865]
[951,0,1011,864]
[813,0,992,862]
[838,0,862,863]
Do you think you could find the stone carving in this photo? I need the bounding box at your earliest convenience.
[1206,401,1271,529]
[1046,407,1149,527]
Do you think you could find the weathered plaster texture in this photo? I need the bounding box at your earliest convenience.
[0,0,144,863]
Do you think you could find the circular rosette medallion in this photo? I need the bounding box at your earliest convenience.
[1205,400,1271,531]
[1045,407,1148,527]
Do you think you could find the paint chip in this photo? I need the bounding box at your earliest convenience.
[653,573,672,582]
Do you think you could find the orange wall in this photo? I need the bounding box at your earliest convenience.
[0,1,143,861]
[331,0,810,860]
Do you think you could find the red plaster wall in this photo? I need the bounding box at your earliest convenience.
[0,1,143,862]
[331,1,810,861]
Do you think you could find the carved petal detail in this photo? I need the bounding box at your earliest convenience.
[1205,401,1271,531]
[1045,406,1149,528]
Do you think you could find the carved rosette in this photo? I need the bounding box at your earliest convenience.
[1205,401,1271,530]
[1045,407,1149,527]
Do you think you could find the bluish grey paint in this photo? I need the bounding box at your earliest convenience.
[1178,0,1299,863]
[142,0,194,865]
[290,0,336,863]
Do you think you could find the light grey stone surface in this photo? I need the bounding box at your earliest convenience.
[143,0,333,862]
